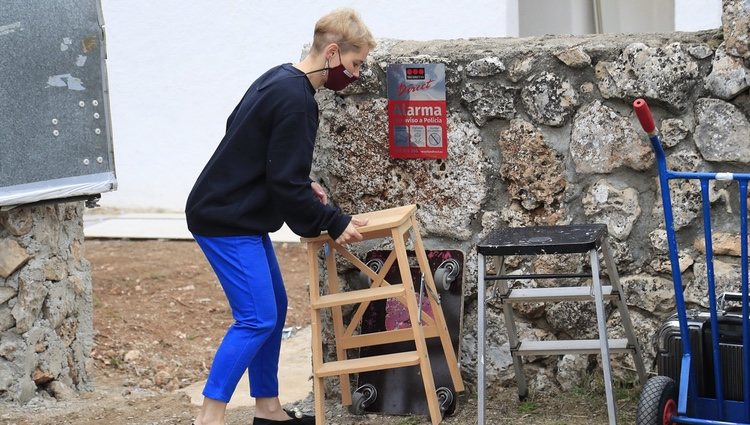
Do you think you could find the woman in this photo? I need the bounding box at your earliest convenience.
[185,8,375,425]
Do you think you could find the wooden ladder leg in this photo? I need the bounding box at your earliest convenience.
[324,244,352,405]
[392,224,443,425]
[410,216,464,392]
[307,242,327,424]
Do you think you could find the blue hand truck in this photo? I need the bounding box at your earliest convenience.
[633,98,750,425]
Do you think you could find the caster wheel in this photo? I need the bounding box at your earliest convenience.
[436,387,456,416]
[358,259,384,287]
[348,391,366,415]
[636,376,677,425]
[434,259,460,290]
[434,268,451,291]
[348,384,377,415]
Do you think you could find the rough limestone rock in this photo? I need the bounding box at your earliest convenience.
[582,179,641,240]
[10,277,48,333]
[313,97,486,240]
[570,101,654,174]
[461,305,513,386]
[667,149,704,172]
[43,283,75,329]
[688,43,714,59]
[694,98,750,163]
[556,354,588,391]
[694,232,746,256]
[0,287,16,305]
[652,178,722,231]
[0,208,33,236]
[546,301,601,339]
[498,119,567,221]
[466,56,505,77]
[660,118,690,148]
[0,306,15,333]
[595,42,700,111]
[555,46,591,68]
[508,55,534,82]
[0,239,31,279]
[705,43,750,99]
[722,0,750,59]
[521,72,579,127]
[686,260,743,308]
[461,80,517,125]
[608,309,661,374]
[621,275,676,314]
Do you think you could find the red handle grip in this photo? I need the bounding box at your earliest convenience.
[633,98,656,134]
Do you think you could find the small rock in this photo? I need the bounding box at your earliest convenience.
[687,43,714,59]
[521,72,579,127]
[508,56,534,82]
[0,287,16,305]
[704,43,750,100]
[694,232,746,256]
[124,350,141,363]
[466,56,505,77]
[154,370,172,386]
[660,118,690,148]
[694,98,750,163]
[555,46,591,68]
[47,381,75,401]
[722,0,750,59]
[0,239,31,279]
[0,208,33,236]
[32,369,55,385]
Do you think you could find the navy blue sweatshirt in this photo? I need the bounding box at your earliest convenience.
[185,64,351,239]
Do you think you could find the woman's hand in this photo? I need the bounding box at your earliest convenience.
[335,217,369,244]
[311,182,328,205]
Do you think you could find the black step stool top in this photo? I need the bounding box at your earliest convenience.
[477,224,608,256]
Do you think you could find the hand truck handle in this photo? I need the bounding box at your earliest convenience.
[633,98,656,134]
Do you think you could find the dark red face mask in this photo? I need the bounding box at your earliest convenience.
[324,51,358,91]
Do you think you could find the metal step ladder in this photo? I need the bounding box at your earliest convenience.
[476,224,647,425]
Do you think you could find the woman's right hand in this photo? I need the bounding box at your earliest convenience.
[335,217,368,244]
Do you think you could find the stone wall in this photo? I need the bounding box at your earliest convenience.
[312,1,750,394]
[0,202,93,402]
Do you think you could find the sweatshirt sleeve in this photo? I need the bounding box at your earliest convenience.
[266,111,351,240]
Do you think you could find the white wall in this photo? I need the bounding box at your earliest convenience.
[100,0,508,211]
[675,0,723,31]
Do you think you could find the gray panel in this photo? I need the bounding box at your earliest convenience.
[0,0,115,206]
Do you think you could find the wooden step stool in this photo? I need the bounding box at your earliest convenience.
[301,205,464,425]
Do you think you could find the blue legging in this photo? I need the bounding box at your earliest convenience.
[193,233,287,402]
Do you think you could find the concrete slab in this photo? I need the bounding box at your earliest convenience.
[83,213,300,243]
[178,326,313,409]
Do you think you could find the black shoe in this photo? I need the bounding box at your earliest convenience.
[252,409,315,425]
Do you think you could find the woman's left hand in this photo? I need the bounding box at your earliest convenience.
[311,182,328,205]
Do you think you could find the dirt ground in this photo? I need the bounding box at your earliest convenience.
[0,240,638,425]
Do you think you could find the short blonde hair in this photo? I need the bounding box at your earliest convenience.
[312,8,376,54]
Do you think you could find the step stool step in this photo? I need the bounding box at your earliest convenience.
[516,339,631,355]
[315,351,422,377]
[504,286,617,303]
[312,284,405,309]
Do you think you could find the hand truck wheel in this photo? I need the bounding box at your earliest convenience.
[436,386,457,417]
[348,383,377,415]
[636,376,677,425]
